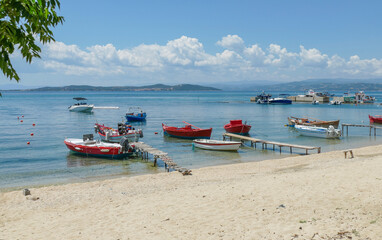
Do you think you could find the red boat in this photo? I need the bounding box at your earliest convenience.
[162,122,212,139]
[224,120,251,135]
[369,115,382,124]
[64,135,135,159]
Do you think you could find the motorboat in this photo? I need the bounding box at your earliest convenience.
[312,100,319,105]
[369,115,382,124]
[268,97,292,105]
[162,121,212,139]
[294,125,341,139]
[288,117,340,128]
[329,100,342,105]
[64,134,135,159]
[254,91,272,104]
[193,139,241,151]
[224,120,251,135]
[94,123,143,143]
[125,107,146,122]
[68,97,94,112]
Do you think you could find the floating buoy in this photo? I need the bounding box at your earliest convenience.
[22,115,24,118]
[154,132,158,134]
[27,142,30,145]
[32,123,36,126]
[17,117,19,120]
[20,120,23,123]
[31,133,34,136]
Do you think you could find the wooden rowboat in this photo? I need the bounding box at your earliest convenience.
[193,139,241,151]
[162,122,212,139]
[288,117,340,128]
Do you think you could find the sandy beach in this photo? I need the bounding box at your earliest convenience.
[1,145,382,240]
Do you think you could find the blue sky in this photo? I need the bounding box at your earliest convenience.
[7,0,382,87]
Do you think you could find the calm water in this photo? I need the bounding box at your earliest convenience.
[1,91,382,190]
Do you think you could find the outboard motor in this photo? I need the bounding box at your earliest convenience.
[119,136,130,152]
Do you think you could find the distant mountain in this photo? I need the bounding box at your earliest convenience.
[21,84,220,92]
[257,79,382,92]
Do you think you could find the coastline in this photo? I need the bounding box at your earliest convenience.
[1,144,382,239]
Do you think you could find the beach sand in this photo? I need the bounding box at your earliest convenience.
[1,145,382,240]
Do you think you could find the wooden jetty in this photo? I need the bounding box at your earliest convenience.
[133,142,191,175]
[223,133,321,155]
[341,123,382,136]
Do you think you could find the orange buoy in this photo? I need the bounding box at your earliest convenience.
[20,120,23,123]
[27,142,30,145]
[32,123,36,126]
[31,133,34,136]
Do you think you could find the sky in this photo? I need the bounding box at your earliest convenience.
[6,0,382,87]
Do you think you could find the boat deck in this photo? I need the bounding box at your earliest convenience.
[132,142,191,175]
[222,133,321,154]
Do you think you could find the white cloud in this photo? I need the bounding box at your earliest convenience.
[21,34,382,85]
[217,35,245,52]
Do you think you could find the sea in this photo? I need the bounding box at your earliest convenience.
[1,91,382,191]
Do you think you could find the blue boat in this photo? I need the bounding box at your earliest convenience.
[268,97,292,105]
[125,107,147,122]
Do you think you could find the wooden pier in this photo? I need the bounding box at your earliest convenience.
[133,142,191,175]
[341,123,382,136]
[223,133,321,155]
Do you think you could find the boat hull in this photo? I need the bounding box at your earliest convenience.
[64,139,133,159]
[294,125,341,139]
[369,115,382,124]
[193,139,241,151]
[224,120,251,135]
[269,99,292,105]
[69,105,94,112]
[125,113,147,122]
[162,124,212,139]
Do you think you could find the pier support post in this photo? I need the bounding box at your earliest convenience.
[279,146,282,153]
[347,126,349,136]
[375,127,377,136]
[306,149,308,155]
[290,146,292,153]
[369,127,372,136]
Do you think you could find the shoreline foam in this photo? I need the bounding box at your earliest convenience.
[1,144,382,239]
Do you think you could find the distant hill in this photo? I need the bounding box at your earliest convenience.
[22,84,220,92]
[257,79,382,92]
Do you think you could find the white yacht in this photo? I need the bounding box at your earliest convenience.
[68,97,94,112]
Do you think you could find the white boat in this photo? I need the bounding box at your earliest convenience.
[294,125,341,139]
[329,100,341,105]
[312,100,319,105]
[68,97,94,112]
[193,139,241,151]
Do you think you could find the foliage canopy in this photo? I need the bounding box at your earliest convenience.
[0,0,64,81]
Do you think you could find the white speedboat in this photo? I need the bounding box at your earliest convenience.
[193,139,241,151]
[294,125,341,139]
[68,97,94,112]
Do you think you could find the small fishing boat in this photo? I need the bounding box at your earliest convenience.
[369,115,382,124]
[162,121,212,139]
[64,134,135,159]
[125,107,146,122]
[294,125,341,139]
[224,120,251,135]
[68,97,94,112]
[288,117,340,128]
[193,139,241,151]
[94,123,143,143]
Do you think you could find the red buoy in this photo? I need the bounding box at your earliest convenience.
[22,115,24,117]
[154,132,158,134]
[17,117,19,120]
[27,142,30,145]
[31,133,34,136]
[20,120,23,123]
[32,123,36,126]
